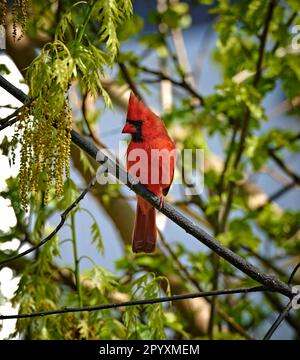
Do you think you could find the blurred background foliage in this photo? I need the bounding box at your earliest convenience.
[0,0,299,339]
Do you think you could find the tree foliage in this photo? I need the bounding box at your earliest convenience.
[0,0,300,340]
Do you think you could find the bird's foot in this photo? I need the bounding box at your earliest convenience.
[158,196,164,210]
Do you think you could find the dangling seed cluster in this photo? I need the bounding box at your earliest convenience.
[14,100,72,209]
[54,103,72,196]
[12,0,30,40]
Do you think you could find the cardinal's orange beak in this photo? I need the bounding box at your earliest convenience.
[122,122,135,134]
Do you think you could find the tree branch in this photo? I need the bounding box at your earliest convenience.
[0,286,268,320]
[70,211,83,307]
[0,104,25,126]
[118,62,144,101]
[263,260,300,339]
[263,300,293,340]
[288,261,300,285]
[131,63,205,105]
[255,181,296,212]
[268,149,300,186]
[265,292,300,336]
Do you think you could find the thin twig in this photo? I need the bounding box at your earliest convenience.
[0,101,25,131]
[288,261,300,286]
[208,253,221,339]
[70,211,83,307]
[81,91,101,147]
[0,178,97,267]
[240,247,300,335]
[268,149,300,185]
[118,62,144,101]
[0,104,19,109]
[217,124,239,196]
[131,63,205,105]
[0,286,268,320]
[255,181,296,212]
[211,123,239,339]
[0,116,19,131]
[263,300,293,340]
[0,105,25,125]
[270,133,300,152]
[265,292,300,336]
[254,1,278,85]
[263,261,300,339]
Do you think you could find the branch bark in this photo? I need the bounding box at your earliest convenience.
[0,286,268,321]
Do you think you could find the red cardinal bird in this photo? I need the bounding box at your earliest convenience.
[122,92,176,253]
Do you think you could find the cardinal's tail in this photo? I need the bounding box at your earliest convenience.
[132,201,157,253]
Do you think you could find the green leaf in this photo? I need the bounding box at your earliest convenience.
[160,2,192,30]
[0,64,10,75]
[218,218,260,251]
[94,0,133,58]
[57,178,79,210]
[118,14,144,41]
[91,221,104,254]
[226,169,245,183]
[0,135,10,156]
[206,195,221,216]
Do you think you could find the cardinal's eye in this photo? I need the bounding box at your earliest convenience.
[127,120,143,142]
[127,120,142,129]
